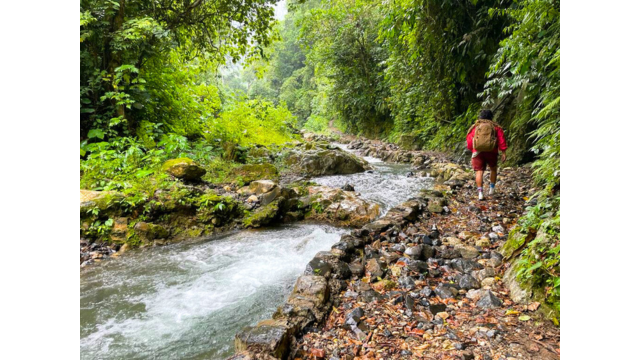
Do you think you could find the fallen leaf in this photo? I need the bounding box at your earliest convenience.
[526,302,541,311]
[519,315,531,321]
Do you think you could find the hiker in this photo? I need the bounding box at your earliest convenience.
[466,109,507,200]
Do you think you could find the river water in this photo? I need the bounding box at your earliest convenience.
[80,146,432,360]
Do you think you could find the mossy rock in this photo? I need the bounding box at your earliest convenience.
[80,190,125,218]
[161,158,206,181]
[244,199,282,228]
[229,163,278,185]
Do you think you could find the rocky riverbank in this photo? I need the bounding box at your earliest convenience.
[229,140,559,360]
[80,138,379,267]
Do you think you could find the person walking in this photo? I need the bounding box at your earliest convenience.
[466,109,507,200]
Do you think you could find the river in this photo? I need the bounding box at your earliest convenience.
[80,146,432,359]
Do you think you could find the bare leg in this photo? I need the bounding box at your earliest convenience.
[475,171,484,188]
[490,166,497,184]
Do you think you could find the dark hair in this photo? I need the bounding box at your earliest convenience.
[479,109,493,120]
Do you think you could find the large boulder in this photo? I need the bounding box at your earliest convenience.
[286,148,370,176]
[161,158,206,181]
[306,186,380,227]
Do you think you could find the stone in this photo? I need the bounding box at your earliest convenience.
[476,237,492,248]
[428,303,446,315]
[341,183,355,191]
[458,246,479,259]
[235,319,292,359]
[434,285,455,299]
[472,268,496,281]
[427,202,443,213]
[443,237,461,246]
[476,290,503,309]
[348,262,364,277]
[247,195,259,203]
[365,258,385,278]
[466,289,484,301]
[439,248,461,259]
[307,185,380,227]
[371,280,396,292]
[481,278,495,287]
[404,245,424,260]
[289,275,329,309]
[249,180,277,194]
[450,259,483,273]
[397,276,416,289]
[286,148,370,176]
[305,257,332,278]
[407,260,429,274]
[458,274,481,290]
[422,245,435,259]
[161,158,206,181]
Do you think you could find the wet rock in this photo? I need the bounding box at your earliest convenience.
[458,274,481,289]
[305,257,332,278]
[235,319,292,359]
[286,148,370,176]
[362,219,394,234]
[161,158,206,181]
[476,290,503,309]
[307,186,380,227]
[341,183,355,191]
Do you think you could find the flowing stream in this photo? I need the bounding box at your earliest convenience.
[80,145,432,360]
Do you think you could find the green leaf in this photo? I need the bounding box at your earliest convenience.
[519,315,531,321]
[88,129,105,139]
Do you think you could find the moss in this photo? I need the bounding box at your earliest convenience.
[500,227,527,259]
[228,163,278,184]
[80,191,125,219]
[244,200,282,228]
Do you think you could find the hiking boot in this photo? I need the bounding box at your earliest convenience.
[478,191,484,200]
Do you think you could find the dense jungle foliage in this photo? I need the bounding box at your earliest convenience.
[81,0,559,315]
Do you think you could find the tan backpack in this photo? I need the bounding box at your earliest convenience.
[470,119,498,152]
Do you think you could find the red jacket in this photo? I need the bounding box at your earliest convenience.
[466,124,508,153]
